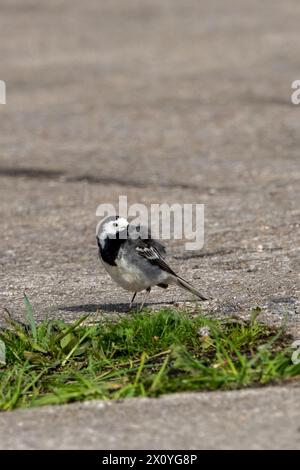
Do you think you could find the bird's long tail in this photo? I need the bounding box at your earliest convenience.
[175,275,210,301]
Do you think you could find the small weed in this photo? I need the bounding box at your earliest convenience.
[0,298,299,411]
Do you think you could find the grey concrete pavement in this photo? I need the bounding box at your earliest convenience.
[0,0,300,450]
[0,386,299,450]
[0,0,299,332]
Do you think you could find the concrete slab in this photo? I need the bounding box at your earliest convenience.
[0,0,299,333]
[0,386,299,450]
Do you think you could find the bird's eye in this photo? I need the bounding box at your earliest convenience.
[113,222,118,227]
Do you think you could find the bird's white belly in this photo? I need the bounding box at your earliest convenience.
[101,258,154,292]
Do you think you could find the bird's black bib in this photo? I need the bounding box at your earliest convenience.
[97,234,126,266]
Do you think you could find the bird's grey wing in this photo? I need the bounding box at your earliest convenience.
[131,224,167,256]
[147,237,166,256]
[133,238,176,276]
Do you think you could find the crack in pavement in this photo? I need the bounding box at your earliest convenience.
[0,165,198,190]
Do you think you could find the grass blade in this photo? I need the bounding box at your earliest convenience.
[23,293,37,342]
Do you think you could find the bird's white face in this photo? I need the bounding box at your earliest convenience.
[100,217,129,239]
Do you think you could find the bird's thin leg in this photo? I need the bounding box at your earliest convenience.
[139,287,151,311]
[129,292,137,309]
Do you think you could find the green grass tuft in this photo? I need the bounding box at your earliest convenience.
[0,301,299,411]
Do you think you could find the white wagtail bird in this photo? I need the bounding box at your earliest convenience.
[97,215,209,309]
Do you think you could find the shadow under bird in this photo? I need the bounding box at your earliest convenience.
[96,215,210,309]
